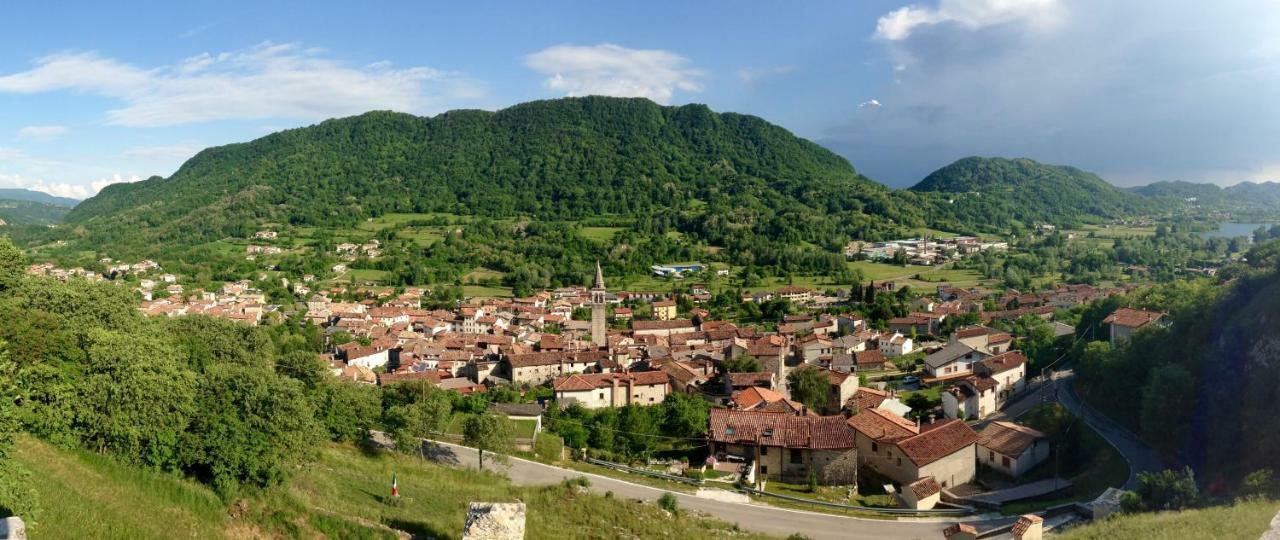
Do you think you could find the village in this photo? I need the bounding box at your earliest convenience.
[23,241,1175,534]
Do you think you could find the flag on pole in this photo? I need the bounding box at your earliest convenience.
[391,473,399,498]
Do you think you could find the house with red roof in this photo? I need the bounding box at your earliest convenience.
[941,351,1030,420]
[708,408,857,485]
[1102,307,1167,345]
[847,407,978,488]
[977,421,1050,478]
[552,370,670,408]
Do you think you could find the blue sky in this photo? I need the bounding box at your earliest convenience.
[2,0,1279,198]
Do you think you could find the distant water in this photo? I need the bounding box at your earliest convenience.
[1198,222,1270,239]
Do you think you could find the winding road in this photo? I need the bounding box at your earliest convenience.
[1053,371,1164,490]
[420,439,1013,540]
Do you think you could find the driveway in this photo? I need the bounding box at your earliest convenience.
[422,439,1015,540]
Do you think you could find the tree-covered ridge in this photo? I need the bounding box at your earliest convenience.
[0,199,70,226]
[64,96,915,254]
[910,157,1165,231]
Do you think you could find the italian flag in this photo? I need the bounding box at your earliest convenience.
[391,473,399,498]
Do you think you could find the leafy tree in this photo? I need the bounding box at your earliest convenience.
[181,363,323,497]
[0,340,37,518]
[618,405,659,460]
[464,412,514,470]
[276,349,328,389]
[786,366,830,413]
[0,237,24,292]
[384,390,453,452]
[78,329,196,470]
[720,355,762,374]
[661,392,709,439]
[316,381,382,442]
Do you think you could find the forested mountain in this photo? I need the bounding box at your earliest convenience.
[0,188,79,208]
[64,97,915,254]
[0,199,70,226]
[910,157,1165,232]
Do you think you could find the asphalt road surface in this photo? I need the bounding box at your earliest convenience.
[1054,371,1164,490]
[421,439,1012,540]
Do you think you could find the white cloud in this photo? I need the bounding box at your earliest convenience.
[0,172,138,199]
[121,144,202,161]
[16,125,69,141]
[525,44,702,104]
[0,148,24,160]
[859,99,883,108]
[738,65,796,84]
[874,0,1062,41]
[0,43,488,127]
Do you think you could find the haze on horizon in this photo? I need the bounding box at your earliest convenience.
[1,0,1277,199]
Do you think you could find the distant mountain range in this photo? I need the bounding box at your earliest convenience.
[1133,180,1280,214]
[0,188,79,208]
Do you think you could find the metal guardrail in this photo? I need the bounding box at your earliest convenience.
[582,457,705,485]
[737,486,976,516]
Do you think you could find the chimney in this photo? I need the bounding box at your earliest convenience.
[916,416,921,429]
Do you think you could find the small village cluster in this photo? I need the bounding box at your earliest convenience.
[27,253,1163,513]
[844,235,1008,265]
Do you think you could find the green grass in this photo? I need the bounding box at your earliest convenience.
[461,284,513,298]
[348,268,392,282]
[580,227,625,243]
[13,435,769,540]
[762,481,895,508]
[463,267,506,283]
[1054,498,1279,540]
[444,414,538,439]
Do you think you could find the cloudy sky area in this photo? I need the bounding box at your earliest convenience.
[1,0,1277,198]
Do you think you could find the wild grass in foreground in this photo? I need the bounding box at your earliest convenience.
[13,435,772,539]
[1054,498,1279,540]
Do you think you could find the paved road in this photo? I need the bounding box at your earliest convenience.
[421,439,1013,540]
[1053,372,1164,490]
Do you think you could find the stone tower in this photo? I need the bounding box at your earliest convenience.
[591,260,607,349]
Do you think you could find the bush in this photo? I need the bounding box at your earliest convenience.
[1127,467,1199,512]
[561,476,591,490]
[787,535,814,540]
[1242,469,1274,499]
[657,493,679,515]
[682,469,704,481]
[533,432,564,463]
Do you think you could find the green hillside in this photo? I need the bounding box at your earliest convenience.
[910,157,1163,232]
[13,436,763,540]
[63,96,914,254]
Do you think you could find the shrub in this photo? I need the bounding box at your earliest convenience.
[1242,469,1275,498]
[787,535,814,540]
[561,476,591,490]
[682,469,704,481]
[533,432,564,463]
[1127,467,1199,512]
[657,492,679,515]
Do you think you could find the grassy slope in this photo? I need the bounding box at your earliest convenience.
[14,436,768,540]
[1054,498,1278,540]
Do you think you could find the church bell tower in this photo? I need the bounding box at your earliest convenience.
[591,261,607,349]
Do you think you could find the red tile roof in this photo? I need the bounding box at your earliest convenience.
[908,476,942,499]
[846,387,890,411]
[508,350,608,368]
[896,419,979,467]
[1102,307,1165,328]
[847,407,919,441]
[708,409,854,450]
[977,421,1046,457]
[1011,514,1043,536]
[981,350,1028,373]
[552,370,669,392]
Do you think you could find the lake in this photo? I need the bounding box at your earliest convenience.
[1198,222,1271,239]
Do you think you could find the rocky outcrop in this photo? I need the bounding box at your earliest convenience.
[462,502,525,540]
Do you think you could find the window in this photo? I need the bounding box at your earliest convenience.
[790,449,803,464]
[761,466,768,475]
[897,458,902,466]
[761,446,768,455]
[989,451,995,460]
[1002,456,1011,467]
[871,442,879,453]
[598,393,605,400]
